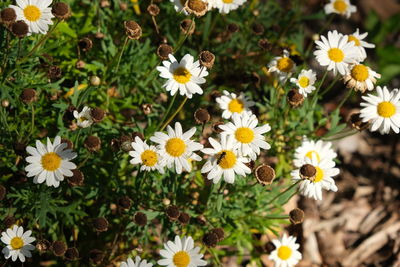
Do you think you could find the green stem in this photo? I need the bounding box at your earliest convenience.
[30,104,35,137]
[311,69,328,108]
[335,88,353,112]
[160,96,188,131]
[174,16,195,53]
[115,36,130,74]
[323,129,358,141]
[157,93,177,130]
[266,180,300,205]
[320,74,340,96]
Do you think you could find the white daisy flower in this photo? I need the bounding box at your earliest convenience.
[1,225,35,262]
[324,0,357,18]
[25,136,77,188]
[293,138,337,168]
[211,0,246,14]
[219,112,271,160]
[343,63,381,93]
[150,122,203,174]
[290,69,317,97]
[10,0,54,35]
[120,256,153,267]
[158,235,207,267]
[129,136,165,174]
[170,0,188,14]
[347,29,376,62]
[73,106,93,128]
[215,90,255,119]
[314,30,359,75]
[268,49,296,82]
[292,154,339,200]
[201,134,251,184]
[156,54,209,99]
[360,86,400,134]
[269,234,302,267]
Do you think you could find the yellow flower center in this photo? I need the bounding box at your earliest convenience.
[165,138,186,157]
[314,166,324,183]
[222,0,234,3]
[10,237,24,250]
[351,64,369,82]
[333,0,348,13]
[305,150,321,162]
[277,245,292,260]
[23,5,41,22]
[277,57,294,73]
[377,102,396,118]
[328,48,344,63]
[41,152,62,171]
[235,127,254,144]
[348,35,360,46]
[228,99,244,113]
[141,150,158,167]
[217,150,237,169]
[173,251,190,267]
[173,67,192,84]
[298,76,310,88]
[79,117,88,122]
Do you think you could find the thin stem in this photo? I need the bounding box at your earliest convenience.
[323,129,358,141]
[156,93,177,130]
[267,180,300,205]
[30,104,35,136]
[174,17,195,53]
[304,14,335,59]
[320,74,340,96]
[115,36,130,74]
[311,69,328,108]
[335,88,353,111]
[160,96,187,131]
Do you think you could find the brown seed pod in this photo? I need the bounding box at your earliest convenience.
[180,19,195,35]
[258,39,271,51]
[51,241,67,257]
[227,23,239,33]
[254,164,275,186]
[36,239,51,253]
[61,138,73,150]
[194,108,210,124]
[147,4,160,16]
[20,88,37,104]
[300,164,316,180]
[184,0,208,17]
[134,212,147,226]
[287,88,304,108]
[51,2,71,20]
[67,169,84,186]
[165,205,180,221]
[212,122,224,134]
[84,136,101,152]
[118,196,132,210]
[202,232,218,247]
[210,227,225,242]
[251,23,264,35]
[289,208,305,224]
[199,51,215,69]
[48,65,62,80]
[75,60,85,69]
[93,217,109,232]
[78,37,93,52]
[11,20,29,38]
[1,8,17,25]
[124,20,142,40]
[178,212,190,225]
[157,44,173,60]
[142,103,152,115]
[65,247,79,261]
[89,249,104,264]
[90,107,105,123]
[3,216,16,228]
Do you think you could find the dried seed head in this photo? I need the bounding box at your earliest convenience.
[90,76,101,86]
[255,164,275,185]
[227,23,239,33]
[3,216,16,228]
[11,20,29,38]
[162,198,171,206]
[95,32,105,39]
[89,249,104,264]
[118,196,132,210]
[134,212,147,226]
[147,4,160,16]
[65,247,79,261]
[20,88,37,104]
[52,241,67,257]
[245,160,255,171]
[48,65,62,80]
[289,208,304,224]
[52,2,71,20]
[78,37,93,52]
[185,0,208,16]
[93,217,109,232]
[300,164,316,180]
[349,112,369,131]
[84,136,101,152]
[202,232,218,247]
[76,60,85,69]
[142,103,152,115]
[119,2,128,11]
[165,205,180,221]
[178,212,190,225]
[180,19,195,35]
[124,20,142,40]
[90,107,105,123]
[212,122,224,134]
[36,239,51,253]
[157,44,173,60]
[287,88,304,108]
[258,39,271,50]
[100,0,110,8]
[196,215,207,225]
[251,23,264,35]
[0,185,6,201]
[110,138,120,151]
[67,169,84,186]
[61,138,73,150]
[120,140,133,152]
[210,227,225,242]
[199,51,215,69]
[194,108,210,124]
[1,8,17,24]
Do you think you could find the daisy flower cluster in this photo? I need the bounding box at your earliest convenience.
[170,0,247,15]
